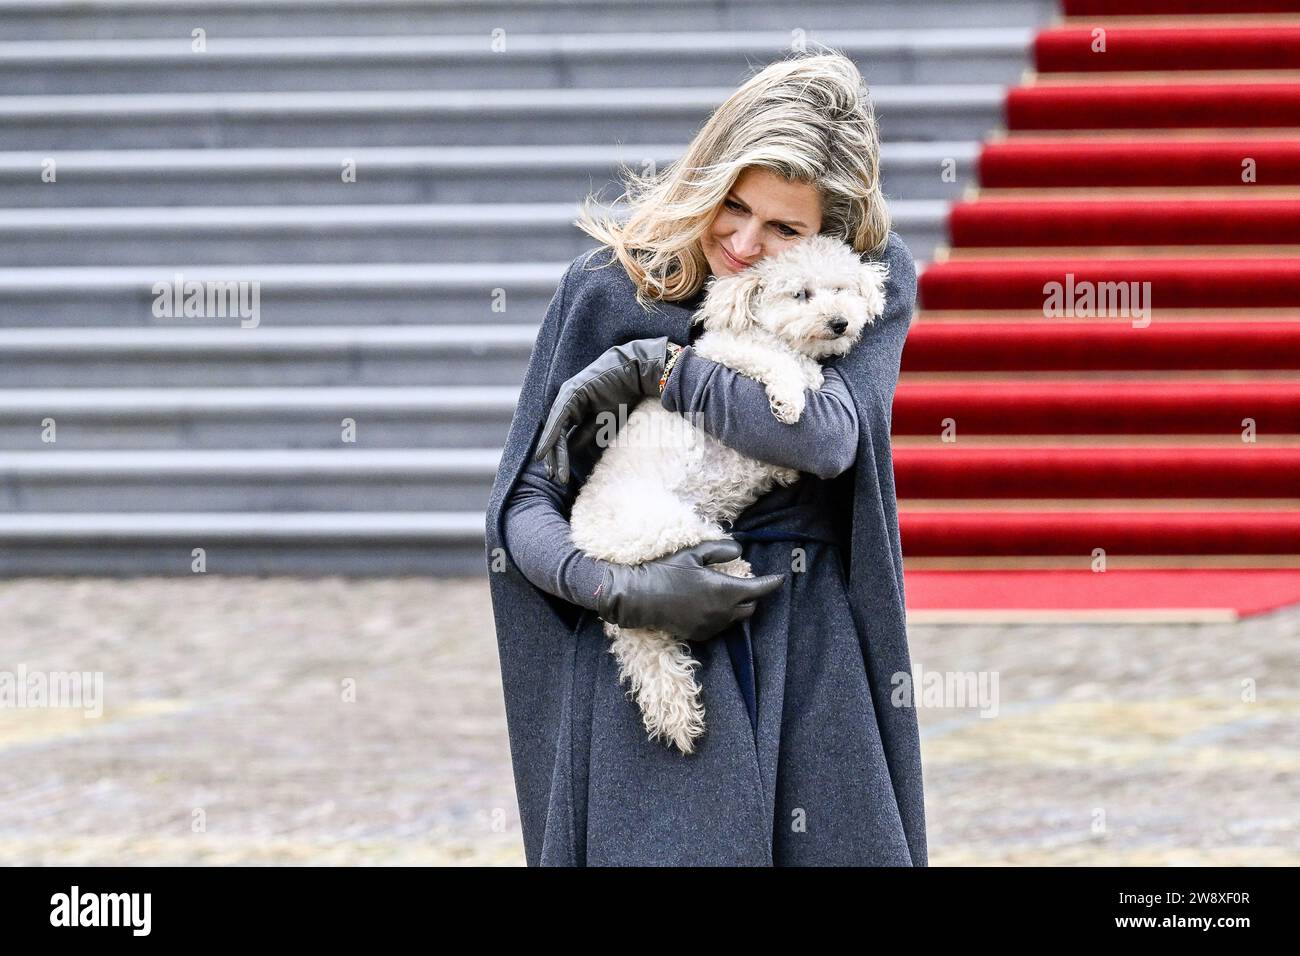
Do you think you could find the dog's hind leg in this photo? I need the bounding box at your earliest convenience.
[591,498,721,754]
[604,621,706,755]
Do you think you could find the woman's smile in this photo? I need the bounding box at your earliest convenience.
[721,245,753,269]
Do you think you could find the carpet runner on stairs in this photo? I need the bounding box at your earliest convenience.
[904,0,1300,621]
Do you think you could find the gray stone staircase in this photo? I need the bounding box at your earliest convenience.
[0,0,1051,574]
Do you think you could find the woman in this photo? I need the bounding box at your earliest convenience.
[483,52,926,866]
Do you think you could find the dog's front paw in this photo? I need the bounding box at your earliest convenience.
[710,556,753,578]
[772,466,801,486]
[768,385,805,424]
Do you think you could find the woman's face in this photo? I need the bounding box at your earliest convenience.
[701,167,824,278]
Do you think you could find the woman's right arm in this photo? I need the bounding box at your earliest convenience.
[501,445,608,613]
[498,251,609,613]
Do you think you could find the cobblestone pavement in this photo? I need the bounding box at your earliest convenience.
[0,577,1295,866]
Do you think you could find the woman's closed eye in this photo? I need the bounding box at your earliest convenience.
[723,198,800,237]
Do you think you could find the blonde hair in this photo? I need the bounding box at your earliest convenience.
[573,49,891,312]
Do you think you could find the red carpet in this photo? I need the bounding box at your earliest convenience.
[949,198,1300,246]
[1063,0,1300,16]
[905,0,1300,618]
[1007,83,1300,130]
[1036,27,1300,72]
[920,257,1300,309]
[895,445,1300,495]
[904,511,1300,555]
[904,319,1300,370]
[906,570,1300,621]
[980,139,1300,188]
[894,380,1300,433]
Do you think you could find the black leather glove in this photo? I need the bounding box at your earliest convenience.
[534,336,672,486]
[595,539,786,642]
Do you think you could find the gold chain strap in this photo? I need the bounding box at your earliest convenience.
[658,342,685,394]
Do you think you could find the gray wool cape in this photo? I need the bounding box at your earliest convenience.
[483,232,927,867]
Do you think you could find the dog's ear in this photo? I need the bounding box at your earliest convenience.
[696,269,764,334]
[856,259,890,320]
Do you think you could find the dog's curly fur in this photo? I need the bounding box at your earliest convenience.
[568,233,889,755]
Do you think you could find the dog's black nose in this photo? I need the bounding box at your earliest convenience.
[828,316,848,335]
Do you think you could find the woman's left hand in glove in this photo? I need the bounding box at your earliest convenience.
[533,336,675,485]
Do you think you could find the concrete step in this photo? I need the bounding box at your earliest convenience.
[0,262,566,326]
[0,326,533,386]
[0,386,515,449]
[0,449,497,511]
[0,199,947,265]
[0,258,921,327]
[0,142,980,206]
[0,30,1032,94]
[0,0,1059,40]
[0,86,1006,149]
[0,511,486,575]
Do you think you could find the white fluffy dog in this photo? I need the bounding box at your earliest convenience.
[568,233,889,755]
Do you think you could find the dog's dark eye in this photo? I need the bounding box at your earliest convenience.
[791,288,808,301]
